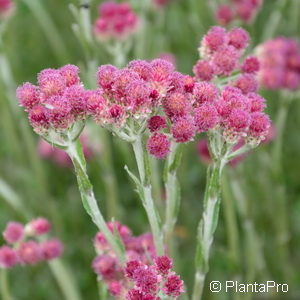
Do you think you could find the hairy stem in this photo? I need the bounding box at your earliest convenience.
[192,159,224,300]
[164,142,182,248]
[66,139,125,263]
[131,136,164,255]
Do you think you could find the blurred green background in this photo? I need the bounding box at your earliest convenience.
[1,0,300,299]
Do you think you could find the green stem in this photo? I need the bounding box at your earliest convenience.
[48,259,82,300]
[164,142,182,249]
[131,136,164,255]
[66,139,125,263]
[192,158,224,300]
[0,270,13,300]
[222,171,241,271]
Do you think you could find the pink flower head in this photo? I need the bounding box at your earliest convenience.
[113,69,140,99]
[28,217,51,236]
[234,74,258,94]
[171,118,196,143]
[217,86,249,118]
[193,82,218,105]
[236,1,256,23]
[0,246,18,268]
[3,221,24,244]
[97,64,117,91]
[125,80,152,111]
[92,254,120,281]
[194,103,219,132]
[226,108,250,132]
[126,289,153,300]
[16,83,40,111]
[133,265,160,294]
[147,133,170,159]
[248,112,271,141]
[94,1,139,40]
[193,60,215,81]
[212,45,239,76]
[125,260,142,279]
[163,92,191,120]
[109,281,123,297]
[216,5,234,26]
[44,95,74,129]
[38,69,66,99]
[128,60,151,81]
[41,239,63,260]
[163,274,184,298]
[247,93,266,112]
[85,89,106,117]
[28,104,49,133]
[241,56,260,73]
[63,84,86,115]
[147,116,167,132]
[99,1,118,18]
[284,70,300,90]
[18,240,43,265]
[59,64,80,87]
[228,27,250,50]
[202,26,227,53]
[154,255,173,275]
[149,59,174,94]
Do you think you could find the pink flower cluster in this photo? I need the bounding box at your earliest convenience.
[216,0,263,25]
[38,134,93,167]
[0,0,14,18]
[16,64,85,134]
[93,1,138,40]
[0,218,63,268]
[257,37,300,90]
[146,27,270,158]
[92,222,184,299]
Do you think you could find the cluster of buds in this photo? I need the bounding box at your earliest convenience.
[216,0,263,25]
[93,1,139,41]
[257,37,300,90]
[37,134,94,167]
[16,64,85,135]
[0,218,63,268]
[92,222,184,299]
[0,0,14,19]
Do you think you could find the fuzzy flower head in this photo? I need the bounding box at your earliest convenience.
[215,0,263,25]
[27,218,51,236]
[147,133,170,159]
[41,239,64,260]
[17,64,87,135]
[0,246,18,268]
[257,37,300,90]
[94,1,139,41]
[2,222,24,244]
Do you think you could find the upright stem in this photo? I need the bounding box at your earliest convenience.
[192,159,224,300]
[0,270,13,300]
[164,142,182,248]
[131,136,164,255]
[66,139,125,263]
[48,259,82,300]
